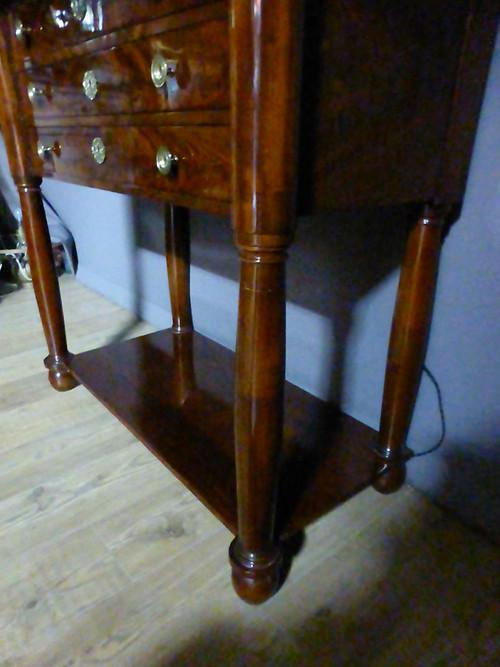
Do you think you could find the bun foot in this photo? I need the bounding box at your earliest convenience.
[44,355,80,392]
[229,539,282,605]
[373,458,406,495]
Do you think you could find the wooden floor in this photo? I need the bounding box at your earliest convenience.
[1,276,499,667]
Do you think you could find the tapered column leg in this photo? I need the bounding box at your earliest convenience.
[374,204,446,493]
[18,178,78,391]
[229,241,287,604]
[165,205,195,405]
[165,205,193,334]
[228,0,302,602]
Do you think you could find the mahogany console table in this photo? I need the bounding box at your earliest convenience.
[0,0,497,603]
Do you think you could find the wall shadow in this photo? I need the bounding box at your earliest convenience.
[431,443,500,545]
[0,188,22,300]
[131,197,417,406]
[102,197,150,345]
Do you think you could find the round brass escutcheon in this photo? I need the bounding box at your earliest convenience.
[156,146,178,175]
[70,0,87,22]
[14,19,26,40]
[27,82,45,103]
[82,70,98,100]
[37,140,59,159]
[91,137,106,165]
[151,54,178,88]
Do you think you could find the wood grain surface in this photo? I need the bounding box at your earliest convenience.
[24,16,229,118]
[38,125,231,204]
[1,277,499,665]
[12,1,225,68]
[297,0,498,211]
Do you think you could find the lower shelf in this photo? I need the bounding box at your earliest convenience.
[70,328,379,538]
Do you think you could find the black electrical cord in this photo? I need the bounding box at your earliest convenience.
[411,365,446,458]
[42,193,64,222]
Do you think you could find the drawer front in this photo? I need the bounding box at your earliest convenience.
[25,18,228,119]
[14,0,217,66]
[37,126,231,202]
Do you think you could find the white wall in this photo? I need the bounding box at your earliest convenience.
[405,31,500,540]
[40,30,500,541]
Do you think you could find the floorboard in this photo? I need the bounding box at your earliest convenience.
[1,276,499,666]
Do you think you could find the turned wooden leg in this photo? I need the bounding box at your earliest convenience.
[165,204,193,333]
[165,205,195,404]
[229,241,287,604]
[228,0,302,602]
[18,178,78,391]
[374,203,446,493]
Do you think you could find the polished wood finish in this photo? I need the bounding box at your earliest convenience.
[18,177,79,391]
[0,20,77,392]
[229,0,303,603]
[10,0,217,64]
[37,125,231,204]
[3,278,499,666]
[25,14,229,118]
[0,0,496,604]
[374,204,447,493]
[298,0,498,212]
[165,205,193,334]
[69,328,378,536]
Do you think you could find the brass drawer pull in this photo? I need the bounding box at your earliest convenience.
[91,137,106,164]
[82,70,98,100]
[151,54,178,88]
[27,83,45,102]
[71,0,87,22]
[14,19,29,41]
[37,140,60,159]
[156,146,178,175]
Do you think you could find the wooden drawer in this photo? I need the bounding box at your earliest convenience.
[13,0,219,66]
[37,125,231,202]
[23,16,228,119]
